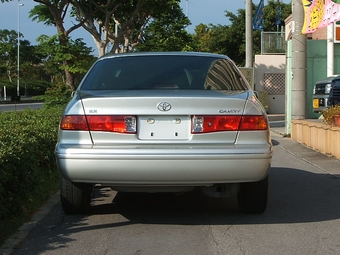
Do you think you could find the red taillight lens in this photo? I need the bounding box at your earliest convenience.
[87,116,136,133]
[191,115,268,133]
[60,116,88,130]
[60,115,136,133]
[192,116,242,133]
[239,115,268,130]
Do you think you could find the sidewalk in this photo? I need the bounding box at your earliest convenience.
[270,130,340,176]
[269,114,340,176]
[268,114,286,135]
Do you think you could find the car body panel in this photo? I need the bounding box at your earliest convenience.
[56,143,271,185]
[79,90,249,144]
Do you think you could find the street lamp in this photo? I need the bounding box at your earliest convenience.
[17,2,24,98]
[186,0,189,32]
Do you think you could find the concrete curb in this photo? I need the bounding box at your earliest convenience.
[0,191,60,255]
[0,100,42,105]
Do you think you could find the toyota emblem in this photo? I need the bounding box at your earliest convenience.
[157,102,171,112]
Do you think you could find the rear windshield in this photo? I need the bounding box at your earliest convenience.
[80,55,249,91]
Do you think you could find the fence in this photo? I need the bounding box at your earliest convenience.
[261,32,286,55]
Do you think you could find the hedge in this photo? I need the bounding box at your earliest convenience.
[0,106,64,221]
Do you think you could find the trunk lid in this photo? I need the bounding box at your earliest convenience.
[79,90,249,144]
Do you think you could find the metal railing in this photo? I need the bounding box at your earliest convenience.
[261,32,286,55]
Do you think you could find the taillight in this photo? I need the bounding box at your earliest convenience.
[60,116,88,130]
[60,115,137,133]
[192,116,242,133]
[87,116,136,133]
[239,115,268,130]
[191,115,268,133]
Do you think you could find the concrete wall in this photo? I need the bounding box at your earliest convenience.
[254,55,286,114]
[291,119,340,159]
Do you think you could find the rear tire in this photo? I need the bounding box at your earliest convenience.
[60,176,92,214]
[237,176,268,214]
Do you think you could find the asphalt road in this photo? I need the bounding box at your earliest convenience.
[2,129,340,255]
[0,102,43,112]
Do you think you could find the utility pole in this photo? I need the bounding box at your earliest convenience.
[186,0,189,32]
[17,1,24,99]
[291,0,307,119]
[327,23,334,76]
[245,0,253,67]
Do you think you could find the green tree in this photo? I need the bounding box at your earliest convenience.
[69,0,189,55]
[193,24,213,52]
[192,0,291,66]
[1,0,191,90]
[0,29,47,96]
[36,34,96,88]
[223,8,249,65]
[18,0,189,89]
[0,29,18,83]
[225,0,291,65]
[135,1,193,52]
[29,1,88,91]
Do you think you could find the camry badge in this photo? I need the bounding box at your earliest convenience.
[157,102,171,112]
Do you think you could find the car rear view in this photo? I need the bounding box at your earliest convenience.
[55,52,273,215]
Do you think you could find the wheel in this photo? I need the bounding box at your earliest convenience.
[237,176,268,214]
[60,176,93,214]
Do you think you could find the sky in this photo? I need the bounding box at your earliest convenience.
[0,0,291,56]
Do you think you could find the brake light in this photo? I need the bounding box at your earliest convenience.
[191,115,268,133]
[239,115,268,130]
[192,116,241,133]
[60,116,88,130]
[60,115,137,133]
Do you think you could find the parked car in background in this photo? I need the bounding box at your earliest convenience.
[328,75,340,107]
[313,75,339,112]
[55,52,273,215]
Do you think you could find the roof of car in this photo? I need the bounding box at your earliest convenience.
[315,75,340,84]
[99,51,230,60]
[332,75,340,81]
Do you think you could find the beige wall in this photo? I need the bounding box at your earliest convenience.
[254,55,286,114]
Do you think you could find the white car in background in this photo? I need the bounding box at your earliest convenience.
[55,52,273,215]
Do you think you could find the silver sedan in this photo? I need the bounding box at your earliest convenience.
[55,52,273,214]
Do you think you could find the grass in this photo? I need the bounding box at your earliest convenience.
[0,180,59,246]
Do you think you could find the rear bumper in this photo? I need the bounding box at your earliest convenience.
[55,144,273,185]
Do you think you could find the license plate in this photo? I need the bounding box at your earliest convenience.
[138,116,190,140]
[313,99,319,109]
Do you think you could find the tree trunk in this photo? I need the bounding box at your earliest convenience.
[94,40,107,57]
[64,67,76,91]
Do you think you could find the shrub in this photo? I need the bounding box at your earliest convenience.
[321,105,340,126]
[0,106,64,221]
[33,82,72,108]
